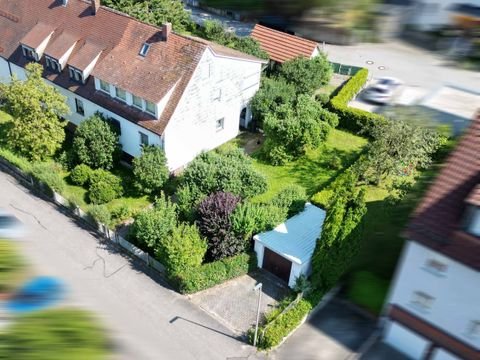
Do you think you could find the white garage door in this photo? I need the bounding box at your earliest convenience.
[384,321,431,359]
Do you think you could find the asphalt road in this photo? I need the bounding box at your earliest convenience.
[325,40,480,93]
[0,171,256,360]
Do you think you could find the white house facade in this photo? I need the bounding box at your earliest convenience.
[381,116,480,360]
[0,0,266,171]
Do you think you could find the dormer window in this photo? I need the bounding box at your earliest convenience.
[132,94,143,109]
[99,79,110,93]
[68,66,84,84]
[145,100,156,115]
[45,56,61,73]
[21,45,37,61]
[139,43,151,57]
[115,87,127,102]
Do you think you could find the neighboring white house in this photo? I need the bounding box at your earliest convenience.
[404,0,480,31]
[0,0,266,171]
[254,203,326,288]
[381,115,480,360]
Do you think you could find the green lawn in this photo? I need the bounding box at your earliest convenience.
[346,153,449,315]
[251,129,368,202]
[0,110,150,228]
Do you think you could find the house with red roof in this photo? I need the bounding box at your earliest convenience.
[0,0,266,171]
[250,24,320,64]
[382,114,480,360]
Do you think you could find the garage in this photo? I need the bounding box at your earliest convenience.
[253,203,326,288]
[384,321,431,359]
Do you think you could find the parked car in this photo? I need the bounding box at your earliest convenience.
[0,209,25,239]
[5,276,66,314]
[363,77,403,105]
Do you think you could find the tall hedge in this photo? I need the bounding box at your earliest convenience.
[311,173,367,291]
[328,68,386,134]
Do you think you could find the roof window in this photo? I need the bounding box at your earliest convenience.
[139,43,151,57]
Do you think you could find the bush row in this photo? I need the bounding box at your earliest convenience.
[252,290,324,349]
[173,252,256,294]
[328,68,386,134]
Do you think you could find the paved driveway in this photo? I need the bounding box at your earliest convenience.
[270,297,376,360]
[325,41,480,93]
[0,171,256,360]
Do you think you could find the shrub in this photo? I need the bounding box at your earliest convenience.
[31,162,65,195]
[72,113,120,170]
[328,68,387,134]
[88,205,112,226]
[198,192,242,260]
[70,164,93,186]
[133,145,169,195]
[110,204,134,223]
[174,253,254,294]
[0,309,109,359]
[278,54,332,95]
[315,93,330,105]
[131,194,177,250]
[0,241,24,292]
[88,170,123,204]
[176,184,204,222]
[160,223,207,275]
[271,185,307,217]
[327,155,342,170]
[231,202,288,241]
[181,148,267,201]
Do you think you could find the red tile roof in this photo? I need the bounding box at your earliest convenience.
[389,305,479,360]
[20,22,56,49]
[405,114,480,269]
[250,24,318,63]
[45,30,79,60]
[0,0,265,136]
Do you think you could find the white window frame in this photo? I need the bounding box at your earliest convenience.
[132,94,143,109]
[215,118,224,131]
[411,291,434,312]
[99,79,110,93]
[21,45,37,61]
[45,55,61,72]
[115,87,127,102]
[145,100,156,115]
[423,258,447,276]
[68,66,84,83]
[139,132,149,146]
[139,43,151,57]
[75,98,84,116]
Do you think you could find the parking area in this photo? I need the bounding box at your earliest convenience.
[189,270,290,335]
[271,297,377,360]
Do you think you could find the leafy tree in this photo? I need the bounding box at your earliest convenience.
[0,309,109,360]
[72,113,120,170]
[180,148,267,204]
[262,95,338,165]
[131,193,177,250]
[311,171,367,291]
[361,111,445,184]
[230,37,268,59]
[0,63,69,161]
[88,169,123,204]
[103,0,193,33]
[278,54,333,95]
[250,77,297,126]
[160,223,207,275]
[197,191,242,260]
[133,145,169,195]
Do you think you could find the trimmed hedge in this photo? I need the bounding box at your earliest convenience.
[253,290,324,349]
[328,68,386,134]
[174,252,256,294]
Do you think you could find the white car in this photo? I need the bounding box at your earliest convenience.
[363,77,403,105]
[0,209,25,239]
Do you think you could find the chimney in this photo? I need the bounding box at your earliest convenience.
[162,23,172,41]
[91,0,100,15]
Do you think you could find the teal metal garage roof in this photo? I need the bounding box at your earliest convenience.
[253,203,326,265]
